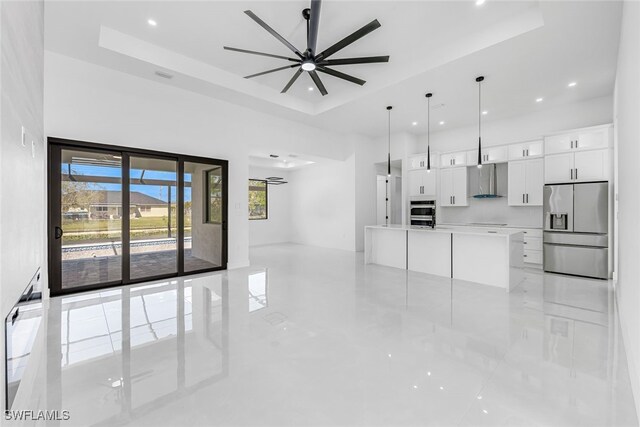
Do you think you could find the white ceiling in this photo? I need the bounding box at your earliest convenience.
[45,0,622,137]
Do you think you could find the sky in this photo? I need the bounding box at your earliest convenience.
[62,163,193,203]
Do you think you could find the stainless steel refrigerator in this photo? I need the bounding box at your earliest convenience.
[543,182,609,279]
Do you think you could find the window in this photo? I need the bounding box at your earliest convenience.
[205,167,223,224]
[248,179,267,220]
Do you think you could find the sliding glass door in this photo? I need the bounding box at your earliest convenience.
[48,139,228,296]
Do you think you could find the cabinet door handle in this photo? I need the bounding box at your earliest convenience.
[522,194,525,203]
[575,169,578,180]
[575,140,578,148]
[526,149,529,156]
[571,140,574,149]
[571,169,573,180]
[526,193,529,203]
[453,196,455,205]
[522,149,525,157]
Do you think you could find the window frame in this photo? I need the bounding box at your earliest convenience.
[204,167,223,225]
[248,179,268,221]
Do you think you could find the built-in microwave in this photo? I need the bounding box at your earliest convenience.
[410,199,436,228]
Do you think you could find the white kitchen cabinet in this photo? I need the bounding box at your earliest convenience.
[544,152,574,183]
[544,149,609,184]
[508,159,543,206]
[440,151,467,168]
[508,140,543,160]
[408,168,436,197]
[545,126,611,154]
[544,133,575,154]
[468,146,508,166]
[509,227,543,266]
[576,128,609,150]
[440,167,467,206]
[409,154,428,170]
[574,149,609,181]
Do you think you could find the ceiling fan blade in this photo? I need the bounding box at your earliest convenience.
[320,56,390,66]
[224,46,298,62]
[309,70,328,96]
[281,69,303,93]
[245,64,298,79]
[308,0,322,55]
[315,19,381,61]
[317,66,365,86]
[244,10,304,59]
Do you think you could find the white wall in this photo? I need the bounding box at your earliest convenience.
[0,0,45,408]
[613,0,640,416]
[248,166,291,247]
[290,156,357,252]
[45,52,360,269]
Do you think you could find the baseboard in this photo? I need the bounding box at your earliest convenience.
[227,260,250,269]
[616,290,640,420]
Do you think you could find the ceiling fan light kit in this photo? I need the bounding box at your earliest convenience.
[224,0,389,96]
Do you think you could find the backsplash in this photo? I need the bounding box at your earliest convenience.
[438,164,543,228]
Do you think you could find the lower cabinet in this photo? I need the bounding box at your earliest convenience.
[510,228,543,266]
[440,167,467,206]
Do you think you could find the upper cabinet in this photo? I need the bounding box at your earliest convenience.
[468,145,508,166]
[544,149,610,184]
[408,154,428,170]
[408,153,439,170]
[544,126,611,155]
[440,151,467,168]
[543,125,612,184]
[408,168,437,197]
[440,167,467,207]
[508,140,543,160]
[508,159,543,206]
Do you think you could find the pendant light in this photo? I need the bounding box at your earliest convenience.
[386,106,392,225]
[476,76,484,169]
[425,93,432,172]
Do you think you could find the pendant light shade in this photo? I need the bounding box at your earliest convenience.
[425,93,432,172]
[476,76,484,168]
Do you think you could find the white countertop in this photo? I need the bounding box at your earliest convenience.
[365,224,523,237]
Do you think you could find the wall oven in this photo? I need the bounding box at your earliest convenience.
[410,199,436,228]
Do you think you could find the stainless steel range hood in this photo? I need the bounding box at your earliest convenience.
[472,163,501,199]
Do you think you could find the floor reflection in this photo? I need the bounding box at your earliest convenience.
[44,274,228,425]
[4,244,637,426]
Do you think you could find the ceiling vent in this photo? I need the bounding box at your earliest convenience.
[154,71,174,79]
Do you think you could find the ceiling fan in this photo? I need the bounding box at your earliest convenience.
[224,0,389,96]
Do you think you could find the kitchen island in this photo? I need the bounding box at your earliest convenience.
[364,225,524,291]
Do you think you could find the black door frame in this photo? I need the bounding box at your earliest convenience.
[48,137,229,297]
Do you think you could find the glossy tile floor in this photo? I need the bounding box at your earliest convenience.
[9,244,639,426]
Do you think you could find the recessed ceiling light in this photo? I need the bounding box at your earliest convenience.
[536,97,544,103]
[476,0,486,5]
[147,19,157,27]
[412,121,418,126]
[439,121,445,125]
[482,111,488,115]
[568,82,577,87]
[308,87,314,91]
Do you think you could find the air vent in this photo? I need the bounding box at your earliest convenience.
[155,71,174,79]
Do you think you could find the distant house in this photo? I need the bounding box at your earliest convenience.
[87,191,170,219]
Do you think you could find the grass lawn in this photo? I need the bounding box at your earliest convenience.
[63,216,192,232]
